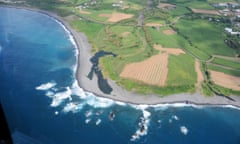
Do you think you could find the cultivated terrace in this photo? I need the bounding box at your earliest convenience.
[2,0,240,96]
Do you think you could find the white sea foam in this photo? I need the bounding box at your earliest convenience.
[151,103,204,110]
[173,115,179,121]
[55,111,59,115]
[85,93,114,108]
[130,106,151,141]
[52,16,79,76]
[53,18,78,51]
[51,87,59,92]
[45,91,54,97]
[55,82,114,114]
[96,119,101,125]
[85,110,92,117]
[63,103,77,113]
[51,98,64,107]
[115,101,127,106]
[143,110,151,118]
[62,102,85,113]
[180,126,188,135]
[36,82,56,91]
[222,105,240,110]
[85,118,91,124]
[71,81,87,99]
[50,87,72,107]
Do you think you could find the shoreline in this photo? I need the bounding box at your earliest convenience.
[2,5,240,107]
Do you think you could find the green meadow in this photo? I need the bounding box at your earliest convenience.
[21,0,240,96]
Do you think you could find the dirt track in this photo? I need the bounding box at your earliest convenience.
[195,60,204,87]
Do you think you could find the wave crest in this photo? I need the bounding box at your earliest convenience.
[36,82,56,91]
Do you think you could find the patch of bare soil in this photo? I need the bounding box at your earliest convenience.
[121,32,130,37]
[99,13,134,22]
[120,44,185,86]
[79,10,91,14]
[191,8,220,15]
[210,70,240,91]
[163,29,176,35]
[145,23,163,27]
[120,53,169,86]
[158,3,176,9]
[154,44,185,55]
[108,13,134,22]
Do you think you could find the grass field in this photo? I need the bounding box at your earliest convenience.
[44,0,240,96]
[211,57,240,70]
[70,20,104,39]
[175,19,237,57]
[207,64,240,77]
[167,54,197,86]
[167,6,191,16]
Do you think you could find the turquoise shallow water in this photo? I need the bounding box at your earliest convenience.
[0,7,240,144]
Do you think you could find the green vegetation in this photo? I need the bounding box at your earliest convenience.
[10,0,240,96]
[201,82,214,96]
[70,20,104,39]
[207,64,240,77]
[149,27,185,48]
[211,57,240,70]
[167,6,191,16]
[175,19,237,57]
[167,54,197,86]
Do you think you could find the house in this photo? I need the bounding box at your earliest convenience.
[225,27,240,35]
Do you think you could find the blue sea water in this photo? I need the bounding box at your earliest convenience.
[0,7,240,144]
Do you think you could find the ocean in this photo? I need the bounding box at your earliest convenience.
[0,7,240,144]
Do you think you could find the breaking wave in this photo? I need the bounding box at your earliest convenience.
[36,82,56,91]
[180,126,188,135]
[51,87,72,107]
[130,105,151,141]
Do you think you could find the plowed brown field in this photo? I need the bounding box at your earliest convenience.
[210,70,240,91]
[120,45,185,86]
[120,53,169,86]
[99,13,133,22]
